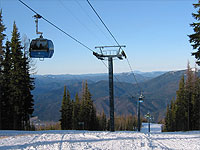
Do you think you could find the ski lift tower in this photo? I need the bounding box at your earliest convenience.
[145,112,153,132]
[93,45,126,132]
[137,93,144,132]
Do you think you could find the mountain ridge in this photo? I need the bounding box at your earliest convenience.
[32,70,185,122]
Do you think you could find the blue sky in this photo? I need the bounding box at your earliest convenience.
[1,0,197,75]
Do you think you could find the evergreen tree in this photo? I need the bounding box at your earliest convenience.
[191,67,200,130]
[90,104,98,130]
[6,22,34,130]
[79,81,98,130]
[0,9,6,130]
[185,63,194,130]
[21,38,34,130]
[60,86,67,130]
[60,86,72,130]
[1,41,12,129]
[65,89,72,129]
[165,99,176,131]
[9,22,24,130]
[0,9,6,65]
[164,63,200,132]
[72,93,80,130]
[164,104,170,131]
[174,76,187,131]
[99,111,107,131]
[189,0,200,63]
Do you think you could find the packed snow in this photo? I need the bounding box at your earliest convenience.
[0,123,200,150]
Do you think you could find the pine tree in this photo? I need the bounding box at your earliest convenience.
[164,63,200,132]
[165,99,176,132]
[21,38,34,130]
[65,89,72,129]
[171,99,177,131]
[99,111,107,131]
[9,22,25,130]
[1,41,12,129]
[0,9,6,65]
[72,93,80,130]
[84,81,97,130]
[79,81,98,130]
[191,67,200,130]
[6,22,34,130]
[60,86,72,130]
[90,104,97,130]
[174,76,187,131]
[60,85,67,130]
[185,63,195,130]
[189,0,200,63]
[79,81,90,130]
[0,9,6,130]
[164,104,170,131]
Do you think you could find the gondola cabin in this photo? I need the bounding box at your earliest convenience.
[29,37,54,58]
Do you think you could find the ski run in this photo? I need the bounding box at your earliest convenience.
[0,123,200,150]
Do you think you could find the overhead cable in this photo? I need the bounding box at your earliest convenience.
[19,0,142,96]
[86,0,120,46]
[100,60,136,99]
[75,0,115,45]
[18,0,94,52]
[86,0,143,94]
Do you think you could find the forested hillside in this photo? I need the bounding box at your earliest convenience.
[32,70,186,122]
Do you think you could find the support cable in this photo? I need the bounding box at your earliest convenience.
[58,0,104,45]
[18,0,94,52]
[19,0,141,97]
[75,0,115,45]
[126,58,142,93]
[87,0,143,94]
[101,60,136,99]
[86,0,120,46]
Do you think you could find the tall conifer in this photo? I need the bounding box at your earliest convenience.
[1,41,12,129]
[164,64,200,131]
[21,40,34,130]
[174,76,187,131]
[60,86,72,130]
[9,22,24,129]
[60,85,67,130]
[189,0,200,63]
[0,9,6,130]
[72,93,80,130]
[8,22,34,130]
[0,9,6,65]
[185,63,194,130]
[65,89,72,129]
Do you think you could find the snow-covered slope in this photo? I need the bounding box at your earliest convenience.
[141,123,162,133]
[0,124,199,150]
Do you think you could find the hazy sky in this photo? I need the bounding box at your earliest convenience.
[1,0,197,75]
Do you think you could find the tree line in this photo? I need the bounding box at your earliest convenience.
[164,64,200,131]
[164,0,200,132]
[0,10,34,130]
[60,81,139,131]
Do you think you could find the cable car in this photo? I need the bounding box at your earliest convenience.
[29,14,54,59]
[29,36,54,58]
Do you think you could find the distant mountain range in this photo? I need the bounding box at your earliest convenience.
[32,70,184,122]
[33,71,166,84]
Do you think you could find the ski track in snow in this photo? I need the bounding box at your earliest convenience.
[0,123,200,150]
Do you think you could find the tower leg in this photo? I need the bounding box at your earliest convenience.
[108,57,114,132]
